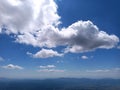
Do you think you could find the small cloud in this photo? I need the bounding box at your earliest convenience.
[57,60,63,63]
[26,51,32,56]
[37,69,65,73]
[81,55,88,60]
[1,64,24,70]
[87,69,110,73]
[27,48,63,58]
[37,64,64,72]
[86,68,120,73]
[39,65,56,69]
[0,57,4,61]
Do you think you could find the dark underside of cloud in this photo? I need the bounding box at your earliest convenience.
[0,0,119,58]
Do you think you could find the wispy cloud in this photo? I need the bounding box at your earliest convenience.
[87,69,110,73]
[1,64,24,70]
[37,65,65,72]
[86,68,120,73]
[57,60,63,63]
[37,69,65,72]
[39,65,56,69]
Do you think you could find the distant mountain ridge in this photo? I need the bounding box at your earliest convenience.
[0,78,120,90]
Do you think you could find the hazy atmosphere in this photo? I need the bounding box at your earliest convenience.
[0,0,120,79]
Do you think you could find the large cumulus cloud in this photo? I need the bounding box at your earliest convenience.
[0,0,119,58]
[0,0,60,34]
[63,21,119,53]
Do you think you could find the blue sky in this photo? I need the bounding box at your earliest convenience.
[0,0,120,79]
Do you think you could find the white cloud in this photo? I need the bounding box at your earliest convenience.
[87,68,120,73]
[37,69,65,72]
[87,69,110,73]
[19,21,119,55]
[2,64,23,70]
[63,21,119,53]
[37,64,64,72]
[0,0,60,34]
[39,65,56,69]
[81,55,88,59]
[0,57,4,61]
[0,0,119,57]
[16,21,119,50]
[28,48,63,58]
